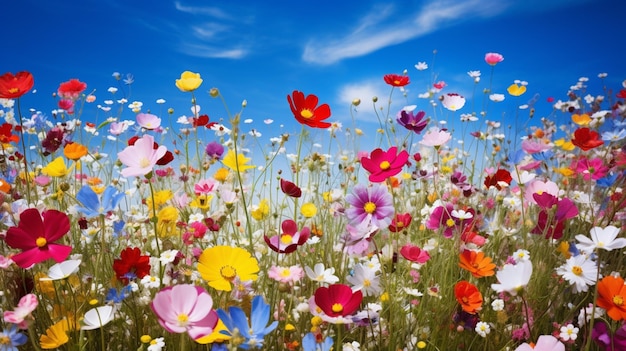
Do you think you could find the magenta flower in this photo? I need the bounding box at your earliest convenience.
[360,146,409,182]
[485,52,504,66]
[572,156,609,180]
[3,293,38,329]
[117,134,167,177]
[312,284,363,323]
[136,113,161,130]
[524,179,559,205]
[4,208,72,269]
[425,202,456,238]
[400,244,430,264]
[194,178,217,195]
[264,219,310,254]
[397,109,428,134]
[531,193,578,240]
[151,284,219,341]
[345,184,394,229]
[419,127,452,148]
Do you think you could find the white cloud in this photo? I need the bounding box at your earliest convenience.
[179,43,247,59]
[174,1,231,19]
[302,0,511,65]
[337,79,403,124]
[191,23,229,40]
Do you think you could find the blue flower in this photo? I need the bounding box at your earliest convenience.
[0,324,28,351]
[302,332,333,351]
[75,185,125,218]
[105,285,132,304]
[217,295,278,349]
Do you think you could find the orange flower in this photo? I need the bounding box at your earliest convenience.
[0,71,34,99]
[454,281,483,314]
[0,178,10,193]
[597,275,626,321]
[458,250,496,278]
[572,113,591,126]
[63,142,88,161]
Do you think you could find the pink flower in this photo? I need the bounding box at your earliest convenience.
[441,93,466,111]
[419,127,452,148]
[150,284,219,341]
[485,52,504,66]
[524,179,559,205]
[521,139,552,154]
[3,293,38,329]
[514,335,564,351]
[4,208,72,269]
[264,219,310,254]
[117,134,167,177]
[360,146,409,182]
[572,156,608,181]
[268,265,304,284]
[136,113,162,130]
[194,178,217,195]
[400,244,430,264]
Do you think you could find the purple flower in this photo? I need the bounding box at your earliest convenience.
[593,320,626,350]
[397,109,428,134]
[345,184,394,228]
[205,141,224,160]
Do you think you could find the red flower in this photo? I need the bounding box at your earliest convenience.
[287,91,332,128]
[361,146,409,183]
[264,219,309,254]
[112,247,151,284]
[454,281,483,314]
[572,127,604,151]
[484,168,512,190]
[57,78,87,100]
[192,114,217,129]
[388,212,412,232]
[4,208,72,268]
[280,178,302,198]
[0,123,19,144]
[399,244,430,264]
[0,71,34,99]
[616,89,626,99]
[384,74,410,87]
[314,284,362,318]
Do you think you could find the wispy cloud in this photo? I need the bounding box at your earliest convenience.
[179,43,247,59]
[302,0,510,65]
[336,79,401,124]
[174,1,231,19]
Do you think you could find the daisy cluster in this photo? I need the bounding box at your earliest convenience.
[1,53,626,351]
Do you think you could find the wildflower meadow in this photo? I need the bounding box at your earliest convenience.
[2,52,626,351]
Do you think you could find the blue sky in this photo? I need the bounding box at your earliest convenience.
[3,0,625,145]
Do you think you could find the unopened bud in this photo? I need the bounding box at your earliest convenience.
[209,88,219,97]
[352,98,361,106]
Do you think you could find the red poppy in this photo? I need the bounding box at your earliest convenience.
[388,212,412,232]
[572,127,604,151]
[399,244,430,264]
[383,74,410,87]
[4,208,72,268]
[57,78,87,100]
[616,89,626,99]
[112,247,151,284]
[454,281,483,314]
[314,284,362,317]
[0,71,34,99]
[280,178,302,198]
[0,123,19,144]
[484,168,512,190]
[287,90,332,129]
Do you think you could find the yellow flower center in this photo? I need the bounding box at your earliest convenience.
[571,265,583,276]
[0,336,10,344]
[220,265,237,281]
[363,201,376,214]
[36,237,47,248]
[280,234,293,244]
[300,109,314,119]
[614,295,624,306]
[394,80,401,85]
[139,157,151,168]
[177,313,189,326]
[379,161,390,170]
[363,279,371,287]
[331,303,344,313]
[446,218,456,227]
[280,269,291,278]
[8,88,19,94]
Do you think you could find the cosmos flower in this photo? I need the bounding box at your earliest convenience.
[575,225,626,254]
[75,185,125,218]
[360,146,409,183]
[397,108,428,134]
[484,168,513,190]
[383,74,410,87]
[0,324,27,350]
[572,127,604,151]
[151,284,218,340]
[63,142,88,161]
[222,149,256,172]
[491,260,533,296]
[458,250,496,278]
[112,247,151,285]
[399,244,430,264]
[312,284,363,323]
[346,263,381,297]
[136,113,162,130]
[514,335,564,351]
[3,293,38,329]
[305,263,340,285]
[117,134,167,177]
[555,254,598,293]
[80,305,116,330]
[419,127,452,148]
[345,184,394,229]
[287,90,332,128]
[596,275,626,321]
[39,318,73,349]
[4,208,72,269]
[441,93,466,111]
[484,52,504,66]
[454,281,483,314]
[0,71,34,99]
[264,219,310,254]
[197,246,259,292]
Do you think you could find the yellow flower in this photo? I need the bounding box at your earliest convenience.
[157,206,179,237]
[195,318,231,344]
[251,199,270,220]
[554,167,575,177]
[554,138,575,151]
[572,113,591,126]
[557,241,572,259]
[222,149,255,172]
[63,142,88,161]
[147,189,173,212]
[175,71,203,92]
[41,157,73,177]
[197,246,259,291]
[40,319,71,349]
[507,83,527,96]
[301,202,317,218]
[190,194,213,210]
[214,167,230,182]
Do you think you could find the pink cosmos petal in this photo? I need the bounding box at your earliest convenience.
[43,210,70,242]
[47,243,73,263]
